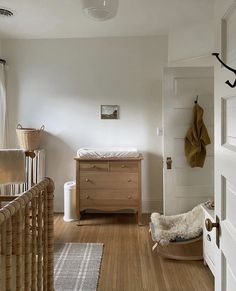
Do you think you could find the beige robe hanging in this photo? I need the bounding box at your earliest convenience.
[185,104,211,168]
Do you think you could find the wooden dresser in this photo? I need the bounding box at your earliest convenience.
[75,156,143,224]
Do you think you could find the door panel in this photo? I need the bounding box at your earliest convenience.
[226,5,236,66]
[163,67,214,215]
[174,77,214,108]
[222,96,236,148]
[214,1,236,290]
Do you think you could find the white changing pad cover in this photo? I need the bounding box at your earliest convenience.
[77,147,140,158]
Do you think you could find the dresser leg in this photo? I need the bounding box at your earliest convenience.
[138,211,142,226]
[77,212,81,225]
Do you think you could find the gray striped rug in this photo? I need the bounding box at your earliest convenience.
[54,243,103,291]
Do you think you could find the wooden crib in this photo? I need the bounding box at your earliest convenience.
[0,177,54,291]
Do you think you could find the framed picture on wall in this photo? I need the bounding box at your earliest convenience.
[101,105,119,119]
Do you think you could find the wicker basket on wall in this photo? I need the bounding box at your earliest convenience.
[16,124,45,151]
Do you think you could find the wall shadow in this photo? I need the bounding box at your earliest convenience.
[142,150,163,213]
[42,131,76,212]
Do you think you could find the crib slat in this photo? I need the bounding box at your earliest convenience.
[1,220,6,254]
[11,213,17,290]
[37,191,43,291]
[35,155,38,184]
[6,216,12,291]
[43,190,48,291]
[12,213,17,255]
[24,203,31,291]
[16,209,23,290]
[47,185,54,291]
[31,196,37,291]
[1,221,6,291]
[0,225,1,288]
[0,220,6,290]
[0,226,2,290]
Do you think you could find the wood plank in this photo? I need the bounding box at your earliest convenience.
[54,213,214,291]
[80,189,138,200]
[80,161,108,172]
[109,161,138,173]
[80,172,139,190]
[76,160,80,219]
[138,160,142,225]
[80,205,139,212]
[80,198,138,208]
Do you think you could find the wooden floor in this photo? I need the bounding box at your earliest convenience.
[54,213,214,291]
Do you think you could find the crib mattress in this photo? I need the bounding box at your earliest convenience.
[77,147,140,158]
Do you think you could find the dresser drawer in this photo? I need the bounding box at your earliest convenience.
[109,161,138,173]
[80,196,138,209]
[80,172,139,190]
[80,189,138,200]
[80,161,108,172]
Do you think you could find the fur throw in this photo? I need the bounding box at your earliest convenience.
[150,205,203,245]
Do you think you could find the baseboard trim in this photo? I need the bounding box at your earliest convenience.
[142,199,163,213]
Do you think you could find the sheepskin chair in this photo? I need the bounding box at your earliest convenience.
[150,205,203,245]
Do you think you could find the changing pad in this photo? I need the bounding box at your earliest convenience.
[77,147,140,158]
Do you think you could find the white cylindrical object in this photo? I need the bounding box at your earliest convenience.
[81,0,118,21]
[64,181,77,222]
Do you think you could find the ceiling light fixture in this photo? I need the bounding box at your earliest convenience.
[81,0,118,21]
[0,8,14,17]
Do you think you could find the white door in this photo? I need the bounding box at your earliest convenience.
[163,67,214,215]
[213,1,236,290]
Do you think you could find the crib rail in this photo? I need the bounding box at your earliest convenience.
[0,177,54,291]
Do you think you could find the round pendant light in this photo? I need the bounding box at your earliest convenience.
[81,0,118,21]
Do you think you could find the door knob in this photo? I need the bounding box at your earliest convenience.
[166,157,172,170]
[205,218,219,232]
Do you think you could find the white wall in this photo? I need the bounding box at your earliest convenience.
[0,40,2,57]
[168,21,214,66]
[168,55,214,67]
[2,36,168,212]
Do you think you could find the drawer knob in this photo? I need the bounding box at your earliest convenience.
[121,165,126,168]
[128,195,132,199]
[92,165,96,168]
[86,195,90,199]
[205,218,219,232]
[128,178,132,182]
[85,178,90,182]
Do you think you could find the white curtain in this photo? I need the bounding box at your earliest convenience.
[0,62,6,148]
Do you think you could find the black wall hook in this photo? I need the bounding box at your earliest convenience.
[0,59,6,65]
[212,53,236,88]
[194,95,198,104]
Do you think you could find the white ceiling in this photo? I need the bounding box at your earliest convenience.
[0,0,215,39]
